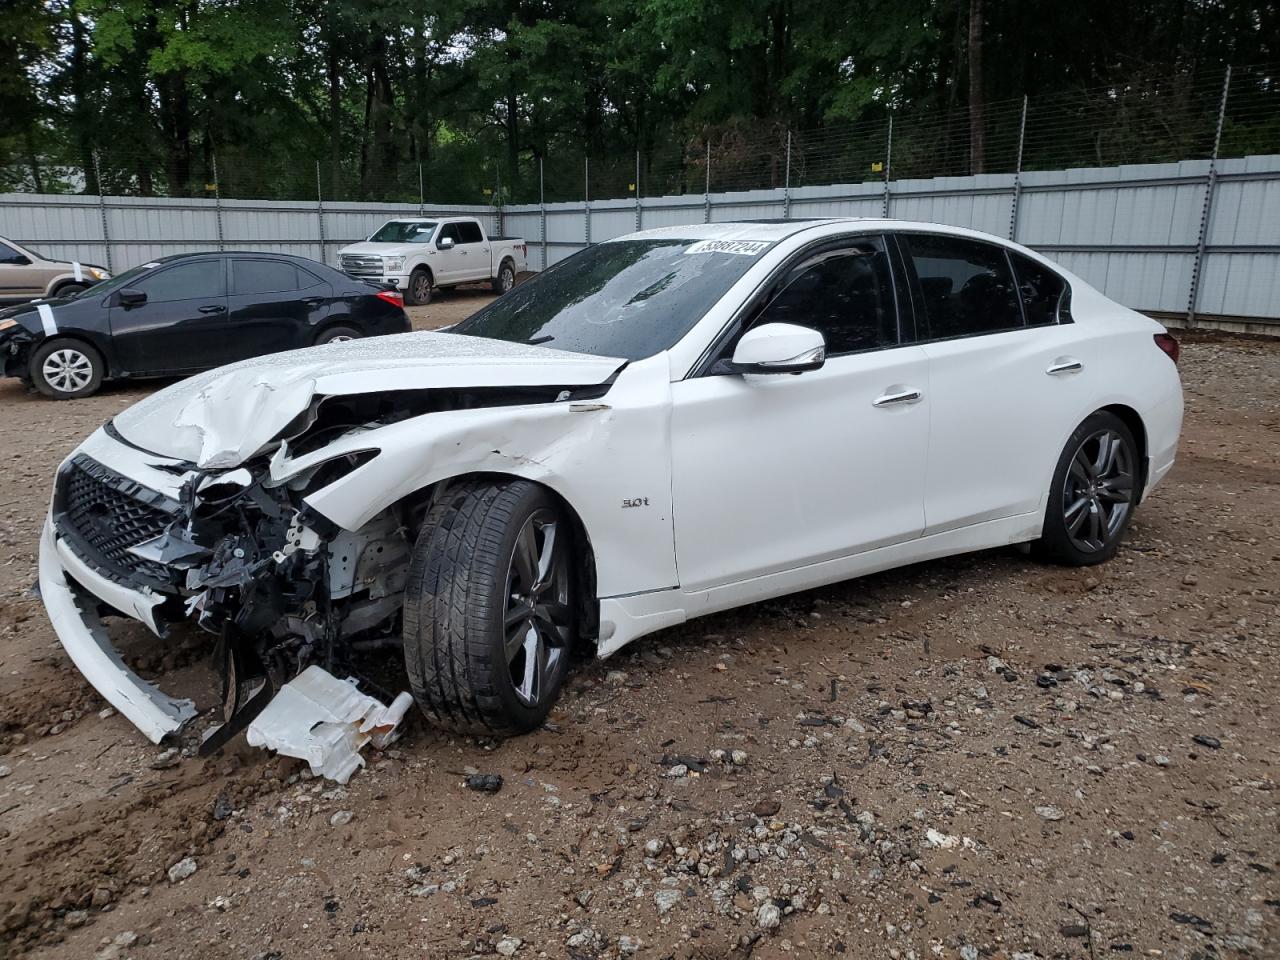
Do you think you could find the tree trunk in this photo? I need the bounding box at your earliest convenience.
[968,0,986,175]
[68,1,96,194]
[327,17,342,200]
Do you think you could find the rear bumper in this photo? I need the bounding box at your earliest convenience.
[38,517,196,743]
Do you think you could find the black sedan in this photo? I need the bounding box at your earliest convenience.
[0,251,410,399]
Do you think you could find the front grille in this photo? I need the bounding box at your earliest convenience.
[340,254,384,277]
[54,455,179,587]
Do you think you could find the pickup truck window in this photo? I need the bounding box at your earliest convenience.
[453,238,773,361]
[458,221,484,244]
[368,221,437,243]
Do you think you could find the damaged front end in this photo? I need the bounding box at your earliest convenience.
[42,415,414,775]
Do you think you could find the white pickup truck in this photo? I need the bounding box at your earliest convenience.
[338,217,527,305]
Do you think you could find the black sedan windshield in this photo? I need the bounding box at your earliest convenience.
[453,238,773,360]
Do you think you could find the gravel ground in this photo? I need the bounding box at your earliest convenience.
[0,314,1275,960]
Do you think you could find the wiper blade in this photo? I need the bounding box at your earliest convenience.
[526,335,555,345]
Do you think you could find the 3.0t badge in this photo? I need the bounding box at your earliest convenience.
[622,497,650,509]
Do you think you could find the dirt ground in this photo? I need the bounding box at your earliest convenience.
[0,299,1275,960]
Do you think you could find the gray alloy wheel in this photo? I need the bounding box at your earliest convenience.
[402,478,577,737]
[1062,427,1135,553]
[43,348,95,393]
[502,509,571,707]
[30,338,105,399]
[407,268,433,306]
[493,261,515,294]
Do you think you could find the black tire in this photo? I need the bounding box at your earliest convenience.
[29,338,105,399]
[52,282,88,300]
[406,268,433,306]
[491,259,516,294]
[315,324,361,345]
[403,479,577,737]
[1033,411,1140,566]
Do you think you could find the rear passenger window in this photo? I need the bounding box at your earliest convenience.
[1010,252,1070,326]
[755,241,898,355]
[233,260,300,295]
[457,221,484,244]
[903,235,1023,339]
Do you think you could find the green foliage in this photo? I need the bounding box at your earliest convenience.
[1,0,1277,199]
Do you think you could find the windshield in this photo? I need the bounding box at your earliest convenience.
[76,261,161,298]
[453,238,773,361]
[368,220,437,243]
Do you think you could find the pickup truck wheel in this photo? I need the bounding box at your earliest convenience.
[406,268,433,306]
[29,338,105,399]
[402,479,575,737]
[492,260,516,294]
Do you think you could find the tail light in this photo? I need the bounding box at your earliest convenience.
[1153,333,1180,364]
[376,290,404,308]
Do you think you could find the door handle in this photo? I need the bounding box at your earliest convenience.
[872,388,923,408]
[198,304,226,314]
[1046,357,1083,375]
[302,297,324,305]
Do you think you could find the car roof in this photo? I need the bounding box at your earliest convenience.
[617,217,1018,247]
[144,251,323,265]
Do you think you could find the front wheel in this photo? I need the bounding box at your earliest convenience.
[402,479,576,737]
[29,338,105,399]
[1034,411,1139,566]
[406,268,433,306]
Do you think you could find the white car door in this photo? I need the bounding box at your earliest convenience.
[457,221,491,281]
[670,237,929,592]
[898,233,1090,534]
[433,223,468,284]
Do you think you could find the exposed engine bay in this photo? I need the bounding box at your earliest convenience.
[49,383,593,755]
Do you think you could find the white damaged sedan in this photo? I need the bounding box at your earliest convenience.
[39,218,1183,753]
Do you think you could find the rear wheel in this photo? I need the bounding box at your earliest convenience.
[402,479,576,737]
[406,268,433,306]
[492,260,516,294]
[52,282,88,300]
[316,324,361,345]
[1034,411,1139,566]
[29,338,105,399]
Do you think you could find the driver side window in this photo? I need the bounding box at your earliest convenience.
[438,223,461,245]
[748,239,899,356]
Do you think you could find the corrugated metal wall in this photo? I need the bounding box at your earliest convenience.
[2,156,1277,322]
[0,196,497,274]
[502,155,1280,323]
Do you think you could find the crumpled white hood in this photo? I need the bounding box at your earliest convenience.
[112,332,624,468]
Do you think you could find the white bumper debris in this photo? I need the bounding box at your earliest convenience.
[38,519,197,743]
[246,666,412,784]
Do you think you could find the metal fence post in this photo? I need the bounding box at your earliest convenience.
[635,151,642,231]
[704,140,712,224]
[584,157,591,246]
[315,161,327,263]
[783,130,792,219]
[418,163,425,215]
[1186,66,1232,327]
[92,151,113,272]
[539,156,547,271]
[882,115,893,218]
[212,155,225,251]
[1009,95,1028,240]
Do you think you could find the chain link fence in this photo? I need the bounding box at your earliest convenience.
[2,63,1275,208]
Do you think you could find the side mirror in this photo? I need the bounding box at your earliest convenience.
[117,288,147,307]
[437,236,455,250]
[731,323,826,375]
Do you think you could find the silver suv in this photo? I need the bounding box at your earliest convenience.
[0,237,110,304]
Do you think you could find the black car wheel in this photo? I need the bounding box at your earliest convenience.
[492,260,516,294]
[52,282,88,299]
[316,325,361,345]
[1034,411,1139,566]
[406,268,433,306]
[29,338,105,399]
[402,479,576,737]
